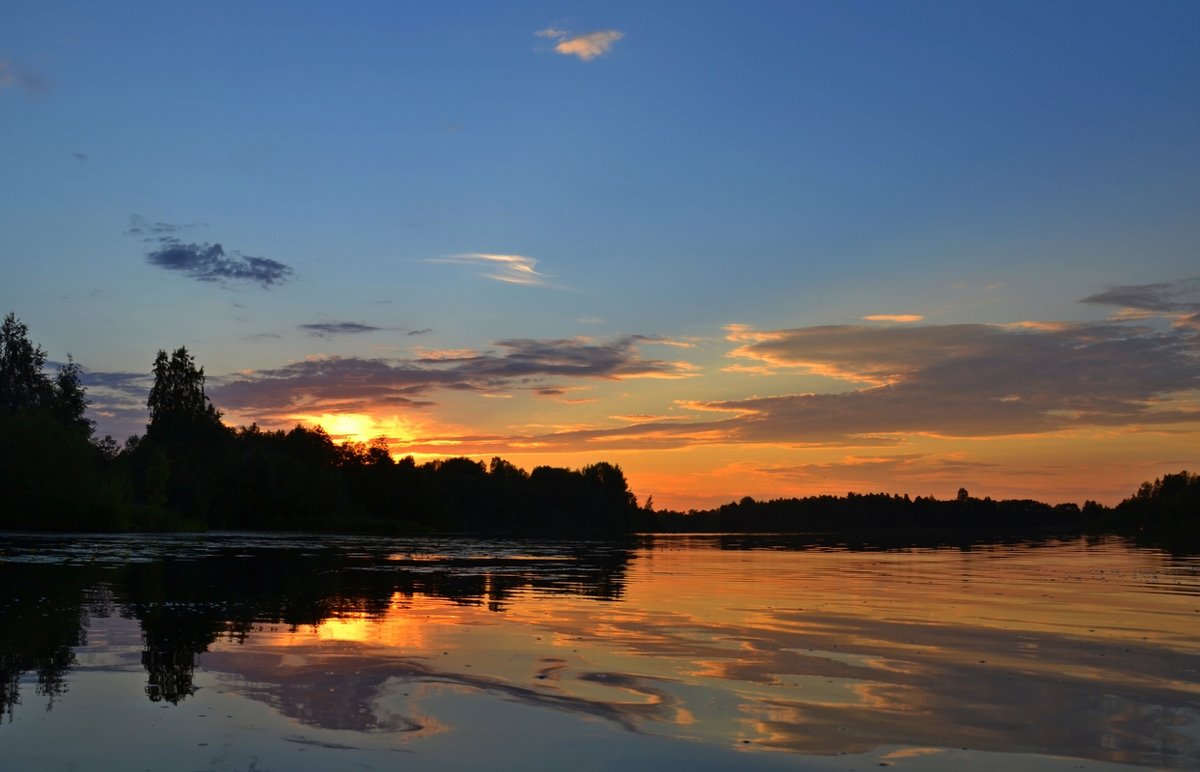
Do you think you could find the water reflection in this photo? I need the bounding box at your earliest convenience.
[1,534,1198,769]
[0,535,632,717]
[0,563,89,720]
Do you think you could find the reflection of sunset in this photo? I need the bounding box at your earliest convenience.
[13,534,1190,767]
[254,594,493,652]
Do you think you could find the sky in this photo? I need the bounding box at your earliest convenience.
[2,1,1198,509]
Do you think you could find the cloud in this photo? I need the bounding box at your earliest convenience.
[1082,276,1200,329]
[300,322,383,338]
[0,59,49,96]
[146,238,293,287]
[426,253,551,286]
[125,215,193,237]
[411,314,1200,456]
[699,319,1200,442]
[863,314,924,323]
[536,27,624,61]
[633,334,698,349]
[78,369,155,440]
[407,328,432,336]
[71,151,89,163]
[553,30,624,61]
[211,335,694,425]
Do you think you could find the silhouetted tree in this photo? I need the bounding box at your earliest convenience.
[52,356,94,439]
[146,347,222,437]
[0,312,53,413]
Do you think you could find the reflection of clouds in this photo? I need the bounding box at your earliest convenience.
[59,536,1195,767]
[221,599,1199,764]
[203,642,681,736]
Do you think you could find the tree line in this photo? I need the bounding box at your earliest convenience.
[646,477,1199,549]
[0,313,639,534]
[0,312,1194,541]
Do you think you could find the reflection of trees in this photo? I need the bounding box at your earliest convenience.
[123,561,225,703]
[0,564,91,723]
[137,604,225,703]
[0,539,633,717]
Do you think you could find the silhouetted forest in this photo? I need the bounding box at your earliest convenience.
[0,313,639,535]
[646,474,1200,550]
[1,312,1196,541]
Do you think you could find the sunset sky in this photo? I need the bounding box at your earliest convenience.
[3,1,1197,509]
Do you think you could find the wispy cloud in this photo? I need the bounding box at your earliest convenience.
[0,58,49,97]
[146,239,293,288]
[125,215,195,237]
[79,369,155,440]
[300,322,383,338]
[700,318,1200,442]
[427,253,552,286]
[212,335,694,425]
[536,28,624,61]
[70,151,89,163]
[412,312,1200,456]
[1082,276,1200,329]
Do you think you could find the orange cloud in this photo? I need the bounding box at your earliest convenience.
[863,314,924,323]
[551,30,624,61]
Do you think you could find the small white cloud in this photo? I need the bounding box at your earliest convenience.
[549,30,624,61]
[535,27,569,39]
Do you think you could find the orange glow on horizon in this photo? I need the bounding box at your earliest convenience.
[225,393,1197,512]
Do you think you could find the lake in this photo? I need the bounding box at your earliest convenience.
[0,533,1197,770]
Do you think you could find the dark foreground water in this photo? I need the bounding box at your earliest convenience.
[0,533,1197,771]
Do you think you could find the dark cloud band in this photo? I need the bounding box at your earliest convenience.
[212,336,692,421]
[300,322,383,337]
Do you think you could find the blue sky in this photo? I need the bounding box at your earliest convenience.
[3,1,1198,507]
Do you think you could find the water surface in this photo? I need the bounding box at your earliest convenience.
[1,533,1197,770]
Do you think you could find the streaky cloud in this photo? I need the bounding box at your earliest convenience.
[79,369,155,441]
[1082,276,1200,328]
[420,315,1200,456]
[863,314,924,323]
[707,319,1200,442]
[427,253,552,287]
[300,322,383,338]
[212,335,693,426]
[125,215,194,237]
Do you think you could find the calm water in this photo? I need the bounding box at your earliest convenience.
[0,534,1197,770]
